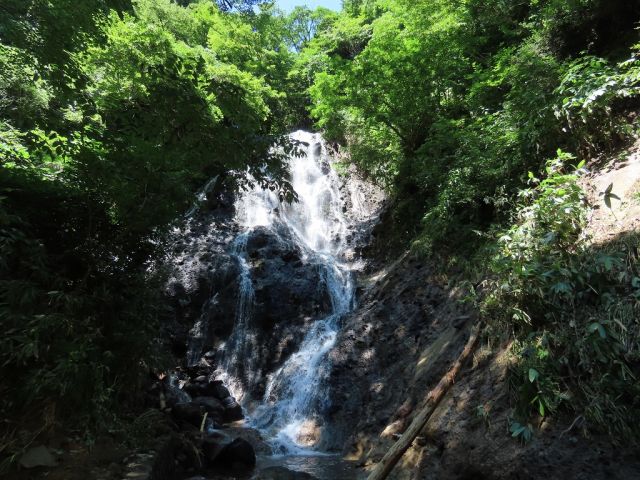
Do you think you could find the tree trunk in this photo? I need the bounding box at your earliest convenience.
[366,324,481,480]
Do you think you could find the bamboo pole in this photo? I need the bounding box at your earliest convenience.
[366,324,480,480]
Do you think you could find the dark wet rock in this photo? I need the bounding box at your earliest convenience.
[222,427,271,455]
[245,226,331,330]
[167,247,242,366]
[256,466,317,479]
[172,402,205,427]
[164,376,192,407]
[312,142,322,158]
[162,146,387,431]
[183,382,206,398]
[216,438,256,471]
[204,184,235,213]
[211,384,231,400]
[221,396,236,407]
[161,165,387,404]
[321,252,476,453]
[184,380,226,402]
[222,397,244,422]
[192,396,225,416]
[202,436,226,464]
[19,445,57,468]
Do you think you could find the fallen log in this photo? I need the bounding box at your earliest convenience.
[366,324,481,480]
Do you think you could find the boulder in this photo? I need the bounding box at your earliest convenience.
[222,397,244,422]
[192,396,225,415]
[172,402,205,427]
[222,427,272,455]
[202,436,226,464]
[192,396,225,426]
[216,438,256,471]
[183,382,207,398]
[210,384,231,400]
[19,445,57,469]
[164,376,192,407]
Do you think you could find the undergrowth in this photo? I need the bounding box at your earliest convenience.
[483,151,640,443]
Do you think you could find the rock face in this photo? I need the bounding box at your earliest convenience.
[246,226,332,331]
[167,216,338,401]
[163,147,385,408]
[164,186,242,365]
[319,252,477,453]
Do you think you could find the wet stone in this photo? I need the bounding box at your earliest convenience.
[257,466,317,479]
[193,396,225,415]
[171,402,205,426]
[217,438,256,471]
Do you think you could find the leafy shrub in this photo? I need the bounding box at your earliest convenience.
[486,151,640,441]
[556,51,640,155]
[0,0,302,454]
[0,171,164,422]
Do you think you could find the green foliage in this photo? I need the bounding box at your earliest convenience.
[486,153,640,441]
[0,45,52,129]
[283,6,337,53]
[509,420,534,444]
[0,0,305,448]
[493,151,587,313]
[302,0,640,255]
[2,0,639,454]
[0,170,162,421]
[303,2,640,444]
[556,51,640,155]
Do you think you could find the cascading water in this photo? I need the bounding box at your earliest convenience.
[254,260,354,454]
[217,233,258,397]
[220,131,358,453]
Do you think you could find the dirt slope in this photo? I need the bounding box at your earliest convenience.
[582,139,640,243]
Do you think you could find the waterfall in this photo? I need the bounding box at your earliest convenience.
[253,259,354,454]
[220,131,358,453]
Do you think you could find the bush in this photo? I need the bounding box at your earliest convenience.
[0,170,163,424]
[556,50,640,156]
[486,151,640,441]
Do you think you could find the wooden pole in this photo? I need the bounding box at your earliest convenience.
[366,324,480,480]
